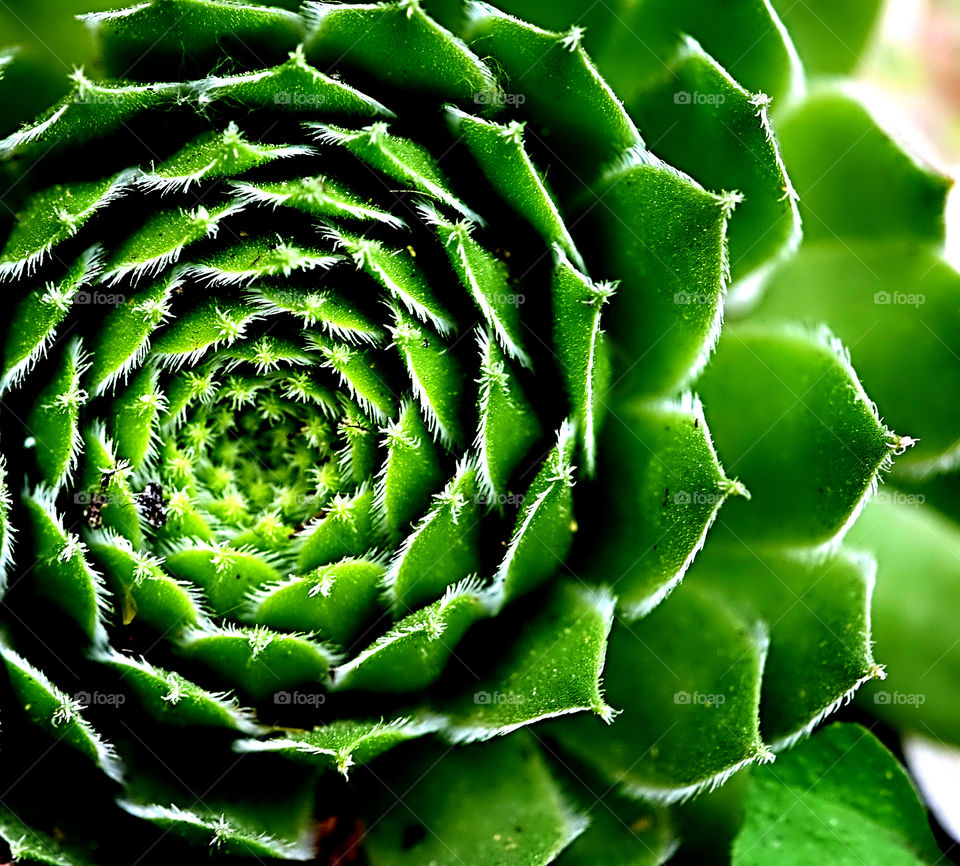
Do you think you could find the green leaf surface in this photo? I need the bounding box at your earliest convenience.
[446,107,583,268]
[375,399,445,537]
[0,457,12,589]
[104,201,242,283]
[304,0,498,104]
[333,578,494,692]
[588,150,732,395]
[190,238,342,286]
[118,800,314,861]
[437,581,615,741]
[585,0,801,110]
[311,122,480,223]
[686,542,884,747]
[388,308,465,447]
[136,122,315,193]
[92,648,263,734]
[0,805,94,866]
[475,332,541,500]
[424,206,530,367]
[0,75,179,159]
[383,461,480,612]
[86,529,208,636]
[733,723,941,865]
[163,541,283,617]
[150,299,262,369]
[235,716,442,778]
[749,241,960,478]
[1,246,101,393]
[492,423,576,603]
[363,733,587,866]
[23,486,109,645]
[551,249,615,473]
[177,624,340,699]
[28,337,89,487]
[549,585,771,803]
[696,325,894,546]
[0,644,122,782]
[246,554,386,645]
[86,270,183,393]
[464,4,641,176]
[626,37,800,282]
[77,426,144,546]
[0,171,131,279]
[846,498,960,744]
[323,223,455,334]
[251,286,385,344]
[83,0,303,79]
[232,175,403,227]
[195,44,393,118]
[587,394,746,619]
[297,484,375,572]
[777,89,951,245]
[111,365,166,470]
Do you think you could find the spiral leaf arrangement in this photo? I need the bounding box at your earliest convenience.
[0,0,949,863]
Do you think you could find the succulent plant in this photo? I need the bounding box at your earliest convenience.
[0,0,956,863]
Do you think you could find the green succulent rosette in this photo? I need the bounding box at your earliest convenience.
[0,0,953,863]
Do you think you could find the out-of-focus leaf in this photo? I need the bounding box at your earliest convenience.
[733,723,942,865]
[846,498,960,745]
[770,0,884,77]
[584,0,802,109]
[362,734,587,866]
[776,89,951,245]
[81,0,303,79]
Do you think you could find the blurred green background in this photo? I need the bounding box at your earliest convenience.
[0,0,298,130]
[0,0,117,130]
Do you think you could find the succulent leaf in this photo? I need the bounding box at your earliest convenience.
[362,733,588,866]
[733,724,942,865]
[549,585,771,804]
[696,325,895,546]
